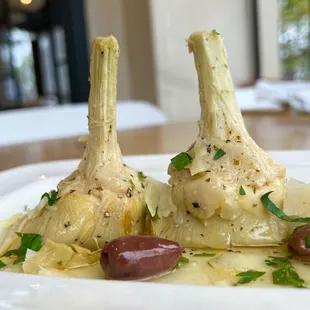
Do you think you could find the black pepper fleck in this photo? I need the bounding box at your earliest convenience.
[192,202,200,208]
[127,188,132,198]
[64,221,71,228]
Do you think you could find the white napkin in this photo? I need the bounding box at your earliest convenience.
[255,79,310,111]
[290,89,310,112]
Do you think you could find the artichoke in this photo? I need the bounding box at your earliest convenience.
[149,31,288,248]
[0,36,146,254]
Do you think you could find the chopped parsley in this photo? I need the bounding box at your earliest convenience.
[265,256,306,288]
[0,260,6,270]
[239,186,246,196]
[145,204,160,220]
[236,270,266,285]
[129,179,135,190]
[41,190,58,206]
[212,29,220,35]
[178,256,189,264]
[306,235,310,248]
[214,149,226,160]
[261,192,310,223]
[193,253,216,257]
[175,256,189,269]
[137,171,147,181]
[1,233,43,266]
[171,152,193,171]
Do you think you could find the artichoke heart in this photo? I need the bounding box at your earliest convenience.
[0,36,146,254]
[150,31,288,248]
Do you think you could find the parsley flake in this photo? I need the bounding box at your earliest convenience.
[137,171,147,181]
[236,270,266,284]
[306,235,310,248]
[41,190,58,206]
[214,149,226,160]
[1,233,43,266]
[261,192,310,223]
[265,256,306,288]
[0,260,6,270]
[129,179,135,190]
[145,204,160,220]
[212,29,220,35]
[193,253,216,257]
[239,186,246,196]
[171,152,193,171]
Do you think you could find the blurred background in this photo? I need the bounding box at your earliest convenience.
[0,0,309,146]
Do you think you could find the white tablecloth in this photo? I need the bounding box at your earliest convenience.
[0,101,168,146]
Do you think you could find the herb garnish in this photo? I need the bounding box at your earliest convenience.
[261,192,310,223]
[214,149,226,160]
[265,256,306,288]
[171,152,193,171]
[145,204,160,220]
[193,253,216,257]
[236,270,266,284]
[1,233,43,266]
[0,260,6,269]
[41,190,58,206]
[212,29,220,35]
[178,256,189,264]
[239,186,246,196]
[306,235,310,248]
[137,171,147,181]
[129,179,135,190]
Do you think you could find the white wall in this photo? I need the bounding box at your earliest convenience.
[84,0,156,104]
[257,0,281,79]
[150,0,256,121]
[85,0,258,121]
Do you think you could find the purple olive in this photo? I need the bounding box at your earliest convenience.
[288,224,310,261]
[100,236,183,280]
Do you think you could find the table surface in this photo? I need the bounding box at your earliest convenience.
[0,112,310,171]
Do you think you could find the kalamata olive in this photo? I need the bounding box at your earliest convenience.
[288,224,310,260]
[100,235,183,280]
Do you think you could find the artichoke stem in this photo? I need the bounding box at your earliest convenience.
[83,36,123,179]
[187,31,246,140]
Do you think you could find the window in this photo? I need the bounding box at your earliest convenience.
[257,0,310,80]
[279,0,310,79]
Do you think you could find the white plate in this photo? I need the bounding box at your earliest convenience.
[0,151,310,310]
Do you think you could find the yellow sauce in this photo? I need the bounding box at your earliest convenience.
[5,246,309,288]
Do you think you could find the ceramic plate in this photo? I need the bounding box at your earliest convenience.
[0,151,310,310]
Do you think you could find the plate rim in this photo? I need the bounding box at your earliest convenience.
[1,150,310,308]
